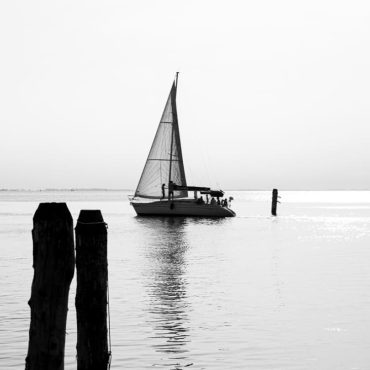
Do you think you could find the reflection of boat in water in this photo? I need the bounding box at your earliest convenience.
[130,73,236,218]
[140,218,190,364]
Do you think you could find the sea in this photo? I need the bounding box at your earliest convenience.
[1,190,370,370]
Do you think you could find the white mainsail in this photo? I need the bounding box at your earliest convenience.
[134,78,188,199]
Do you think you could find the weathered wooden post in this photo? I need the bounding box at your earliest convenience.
[75,210,110,370]
[25,203,75,370]
[271,189,278,216]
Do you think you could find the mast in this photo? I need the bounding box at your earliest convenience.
[168,72,179,198]
[175,71,179,98]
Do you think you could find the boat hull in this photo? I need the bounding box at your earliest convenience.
[131,200,236,217]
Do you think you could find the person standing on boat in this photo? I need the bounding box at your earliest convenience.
[161,183,166,199]
[169,181,175,200]
[228,196,233,207]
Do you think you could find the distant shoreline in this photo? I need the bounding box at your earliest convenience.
[1,188,369,192]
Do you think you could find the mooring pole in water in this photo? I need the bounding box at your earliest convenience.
[75,210,110,370]
[25,203,75,370]
[271,189,279,216]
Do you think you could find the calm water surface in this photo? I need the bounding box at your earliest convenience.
[1,190,370,369]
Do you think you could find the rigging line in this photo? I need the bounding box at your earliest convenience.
[168,94,175,185]
[160,159,162,188]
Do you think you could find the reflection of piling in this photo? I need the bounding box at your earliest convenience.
[271,189,278,216]
[25,203,75,370]
[75,210,109,370]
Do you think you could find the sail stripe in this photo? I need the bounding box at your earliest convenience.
[147,159,182,162]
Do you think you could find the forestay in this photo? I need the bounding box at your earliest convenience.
[134,81,188,199]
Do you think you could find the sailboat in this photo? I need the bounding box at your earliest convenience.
[130,73,236,217]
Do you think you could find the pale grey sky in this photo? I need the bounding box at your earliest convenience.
[1,0,369,190]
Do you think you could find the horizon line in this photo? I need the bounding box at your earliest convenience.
[1,188,370,192]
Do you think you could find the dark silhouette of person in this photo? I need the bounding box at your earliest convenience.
[169,181,175,200]
[161,183,166,199]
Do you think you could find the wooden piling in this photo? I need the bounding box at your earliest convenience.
[271,189,278,216]
[75,210,109,370]
[25,203,75,370]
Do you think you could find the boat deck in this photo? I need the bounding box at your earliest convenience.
[131,199,236,217]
